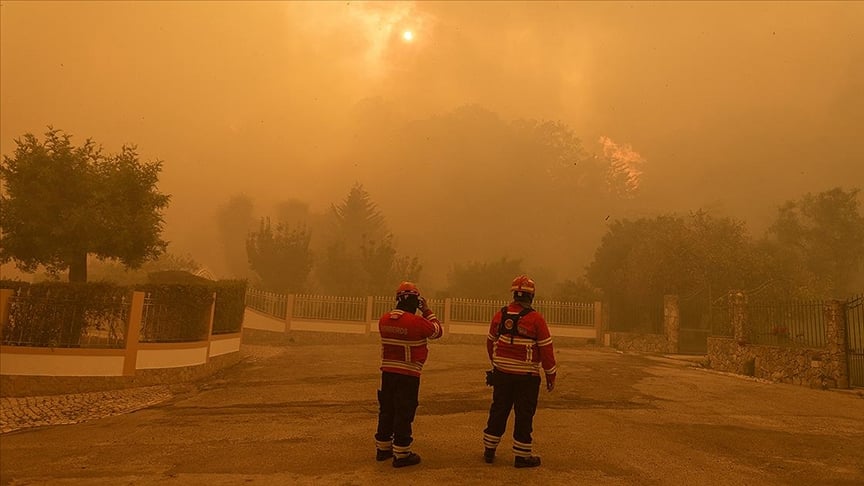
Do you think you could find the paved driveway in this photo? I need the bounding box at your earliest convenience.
[2,342,863,485]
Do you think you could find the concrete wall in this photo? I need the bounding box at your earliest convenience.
[0,353,240,397]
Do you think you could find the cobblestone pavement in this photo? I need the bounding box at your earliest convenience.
[0,345,280,435]
[0,385,173,434]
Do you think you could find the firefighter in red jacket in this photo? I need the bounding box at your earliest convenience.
[483,275,557,468]
[374,281,443,468]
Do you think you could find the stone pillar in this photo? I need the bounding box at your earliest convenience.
[730,290,748,345]
[664,295,680,354]
[824,299,850,389]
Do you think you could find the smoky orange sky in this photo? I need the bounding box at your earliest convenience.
[2,1,863,290]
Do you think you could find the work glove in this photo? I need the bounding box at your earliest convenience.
[545,372,556,392]
[418,296,430,313]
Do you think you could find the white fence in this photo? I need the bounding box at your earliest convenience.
[245,289,601,340]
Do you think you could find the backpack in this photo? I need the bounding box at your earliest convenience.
[497,306,534,343]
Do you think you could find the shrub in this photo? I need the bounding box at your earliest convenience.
[212,280,247,334]
[2,282,130,347]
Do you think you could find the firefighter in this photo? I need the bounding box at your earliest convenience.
[483,275,557,468]
[374,281,443,468]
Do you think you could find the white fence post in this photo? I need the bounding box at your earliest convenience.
[594,300,603,342]
[285,293,295,333]
[365,296,375,334]
[444,298,452,336]
[206,292,217,362]
[123,291,145,376]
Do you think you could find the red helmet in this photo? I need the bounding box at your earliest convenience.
[510,275,535,295]
[396,281,420,299]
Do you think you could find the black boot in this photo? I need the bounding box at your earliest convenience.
[514,456,541,468]
[484,447,496,464]
[376,449,393,461]
[393,452,421,468]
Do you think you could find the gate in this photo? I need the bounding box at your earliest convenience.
[846,294,863,388]
[678,288,714,354]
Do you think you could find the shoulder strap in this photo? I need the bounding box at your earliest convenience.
[498,306,533,340]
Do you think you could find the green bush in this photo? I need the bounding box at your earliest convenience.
[0,279,31,291]
[2,282,130,347]
[137,283,213,342]
[2,279,247,346]
[212,280,247,334]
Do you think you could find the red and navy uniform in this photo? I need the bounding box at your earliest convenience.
[486,302,557,377]
[483,302,557,458]
[375,307,442,458]
[379,308,442,377]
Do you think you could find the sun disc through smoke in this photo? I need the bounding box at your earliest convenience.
[402,30,414,42]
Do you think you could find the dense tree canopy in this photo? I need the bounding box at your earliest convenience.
[587,212,757,302]
[317,183,420,295]
[766,187,864,297]
[246,218,313,293]
[446,257,525,299]
[0,128,169,282]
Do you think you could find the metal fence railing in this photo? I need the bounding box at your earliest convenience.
[1,291,130,348]
[710,303,733,337]
[371,296,446,321]
[846,294,863,387]
[244,289,597,327]
[245,289,287,319]
[293,295,367,322]
[139,295,211,343]
[534,300,596,326]
[746,299,826,348]
[449,298,509,323]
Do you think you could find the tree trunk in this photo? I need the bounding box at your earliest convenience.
[68,252,88,282]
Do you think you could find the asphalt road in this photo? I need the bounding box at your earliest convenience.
[1,342,863,485]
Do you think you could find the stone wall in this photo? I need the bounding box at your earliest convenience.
[707,337,845,389]
[0,353,240,398]
[606,332,669,353]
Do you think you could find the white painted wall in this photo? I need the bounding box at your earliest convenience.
[209,337,241,357]
[448,322,490,335]
[243,309,287,332]
[136,346,208,369]
[0,353,125,376]
[291,319,366,334]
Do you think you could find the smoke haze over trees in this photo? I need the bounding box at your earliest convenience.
[2,2,862,295]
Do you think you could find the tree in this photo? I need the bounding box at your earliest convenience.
[360,235,422,296]
[446,257,525,299]
[0,128,169,282]
[330,183,387,248]
[317,183,421,295]
[216,194,256,278]
[768,187,864,296]
[246,218,313,292]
